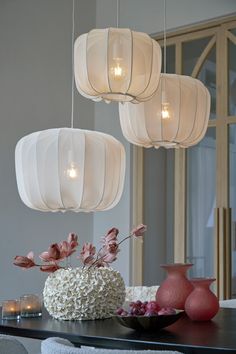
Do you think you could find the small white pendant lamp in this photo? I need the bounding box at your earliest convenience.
[15,0,126,212]
[74,0,162,103]
[15,128,125,212]
[118,0,210,148]
[119,73,210,148]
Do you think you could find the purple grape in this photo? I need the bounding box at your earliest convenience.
[131,308,140,316]
[139,308,146,316]
[125,300,163,317]
[144,307,159,316]
[158,307,176,316]
[146,301,160,312]
[128,308,133,315]
[116,307,124,315]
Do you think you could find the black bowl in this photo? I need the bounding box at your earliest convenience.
[114,310,184,331]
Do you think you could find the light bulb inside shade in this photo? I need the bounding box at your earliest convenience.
[65,163,79,180]
[161,102,171,119]
[110,58,126,81]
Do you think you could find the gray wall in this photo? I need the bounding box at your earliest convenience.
[0,0,96,300]
[0,1,96,352]
[97,0,236,34]
[93,102,132,285]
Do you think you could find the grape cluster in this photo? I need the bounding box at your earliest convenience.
[116,300,176,317]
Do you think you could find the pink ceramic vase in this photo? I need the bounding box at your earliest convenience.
[156,263,193,310]
[184,278,219,321]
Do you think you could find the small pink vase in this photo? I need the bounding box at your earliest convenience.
[184,278,219,321]
[156,263,193,310]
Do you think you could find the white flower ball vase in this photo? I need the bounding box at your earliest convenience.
[43,267,125,320]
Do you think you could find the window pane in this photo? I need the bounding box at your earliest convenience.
[143,149,174,285]
[228,34,236,116]
[186,128,216,278]
[183,37,211,76]
[161,45,175,73]
[230,29,236,36]
[197,46,216,120]
[183,37,216,120]
[229,124,236,297]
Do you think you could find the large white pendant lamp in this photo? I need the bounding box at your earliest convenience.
[15,0,126,212]
[119,73,210,148]
[15,128,125,212]
[74,0,162,103]
[118,0,210,149]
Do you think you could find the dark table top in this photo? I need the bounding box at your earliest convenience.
[1,307,236,353]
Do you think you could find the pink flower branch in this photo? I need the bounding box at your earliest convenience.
[88,224,147,269]
[13,224,147,273]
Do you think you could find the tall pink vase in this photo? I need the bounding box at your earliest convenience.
[156,263,193,310]
[184,278,219,321]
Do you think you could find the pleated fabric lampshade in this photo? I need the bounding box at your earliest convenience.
[119,74,211,148]
[74,28,162,103]
[15,128,126,212]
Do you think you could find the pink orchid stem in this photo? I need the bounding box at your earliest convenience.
[87,245,105,268]
[117,234,132,246]
[88,253,105,269]
[88,257,107,269]
[88,233,133,269]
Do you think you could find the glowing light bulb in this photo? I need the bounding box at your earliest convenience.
[66,163,79,180]
[161,102,171,120]
[110,58,126,81]
[114,63,123,77]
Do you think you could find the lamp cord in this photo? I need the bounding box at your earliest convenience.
[163,0,167,74]
[71,0,75,129]
[116,0,120,28]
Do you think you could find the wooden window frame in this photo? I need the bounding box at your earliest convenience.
[131,14,236,298]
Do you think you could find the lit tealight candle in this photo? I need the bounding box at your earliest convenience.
[20,294,42,318]
[2,300,20,320]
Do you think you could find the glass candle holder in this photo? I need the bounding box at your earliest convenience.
[2,300,20,320]
[20,294,42,318]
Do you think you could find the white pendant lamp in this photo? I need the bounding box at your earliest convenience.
[15,0,126,212]
[118,0,210,149]
[119,73,210,148]
[15,128,125,212]
[74,1,162,103]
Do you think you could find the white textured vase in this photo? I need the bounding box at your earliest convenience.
[43,267,125,320]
